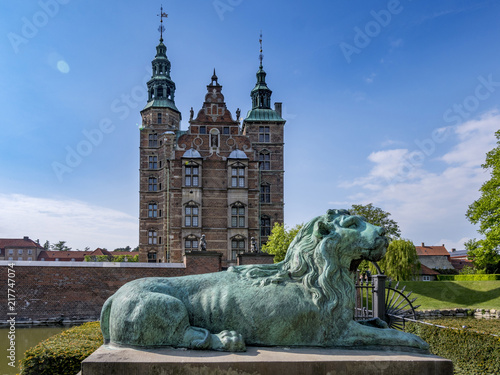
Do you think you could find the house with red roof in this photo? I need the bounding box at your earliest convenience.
[415,243,455,271]
[37,247,137,262]
[0,237,44,261]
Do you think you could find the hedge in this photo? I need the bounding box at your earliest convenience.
[20,321,103,375]
[406,322,500,375]
[437,274,500,281]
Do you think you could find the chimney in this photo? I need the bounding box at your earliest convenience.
[451,248,456,252]
[274,102,282,117]
[421,242,424,247]
[23,236,29,241]
[442,244,445,247]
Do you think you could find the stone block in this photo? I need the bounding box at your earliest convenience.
[81,345,453,375]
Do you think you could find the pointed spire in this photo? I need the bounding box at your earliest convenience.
[210,68,220,86]
[259,30,263,69]
[250,31,272,109]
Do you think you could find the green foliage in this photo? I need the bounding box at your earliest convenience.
[406,321,500,375]
[20,321,103,375]
[465,130,500,274]
[460,265,478,275]
[378,239,421,281]
[465,239,500,274]
[261,222,302,263]
[113,246,131,252]
[84,254,138,262]
[43,240,50,250]
[50,241,71,251]
[437,274,500,281]
[349,203,401,239]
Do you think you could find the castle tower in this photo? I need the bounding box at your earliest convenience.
[138,9,181,262]
[242,33,286,247]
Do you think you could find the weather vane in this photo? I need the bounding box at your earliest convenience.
[259,30,263,67]
[157,5,168,41]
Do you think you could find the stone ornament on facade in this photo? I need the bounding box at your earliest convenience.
[101,209,428,352]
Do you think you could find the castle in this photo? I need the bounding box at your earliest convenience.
[139,19,285,266]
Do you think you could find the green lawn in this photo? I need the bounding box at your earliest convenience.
[395,281,500,310]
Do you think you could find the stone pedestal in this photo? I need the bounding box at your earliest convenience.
[80,345,453,375]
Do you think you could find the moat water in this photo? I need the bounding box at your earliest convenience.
[1,325,73,375]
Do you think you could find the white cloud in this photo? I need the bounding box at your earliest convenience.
[0,194,137,250]
[342,111,498,249]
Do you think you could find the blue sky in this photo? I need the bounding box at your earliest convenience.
[1,0,499,251]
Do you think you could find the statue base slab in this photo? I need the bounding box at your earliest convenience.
[80,345,453,375]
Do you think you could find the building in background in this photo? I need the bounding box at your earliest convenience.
[0,237,44,261]
[139,26,285,265]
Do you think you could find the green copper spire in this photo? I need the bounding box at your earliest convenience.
[245,32,284,123]
[144,7,179,113]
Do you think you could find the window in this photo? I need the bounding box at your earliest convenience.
[149,133,158,147]
[41,258,45,261]
[260,184,271,203]
[157,86,163,98]
[8,257,13,260]
[148,177,158,191]
[231,203,245,227]
[200,126,207,134]
[18,249,23,255]
[149,156,158,169]
[185,165,199,187]
[259,152,270,170]
[231,165,245,187]
[185,236,199,250]
[28,249,32,255]
[55,258,59,261]
[8,249,13,255]
[148,230,158,245]
[223,126,230,135]
[148,203,158,218]
[261,216,271,237]
[259,126,270,142]
[185,205,199,227]
[70,258,75,262]
[147,252,157,263]
[28,257,32,261]
[18,257,22,261]
[157,113,162,124]
[231,238,246,260]
[422,276,431,281]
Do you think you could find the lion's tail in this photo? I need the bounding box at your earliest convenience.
[100,296,113,344]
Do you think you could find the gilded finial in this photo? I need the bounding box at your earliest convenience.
[157,5,168,42]
[259,30,263,68]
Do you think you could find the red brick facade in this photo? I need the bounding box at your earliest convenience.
[139,38,285,267]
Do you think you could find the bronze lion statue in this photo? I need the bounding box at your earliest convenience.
[100,209,428,352]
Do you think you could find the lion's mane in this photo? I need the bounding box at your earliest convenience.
[228,209,355,318]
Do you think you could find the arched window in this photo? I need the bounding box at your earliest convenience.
[261,215,271,237]
[185,204,199,227]
[148,230,158,245]
[231,202,245,228]
[259,151,270,170]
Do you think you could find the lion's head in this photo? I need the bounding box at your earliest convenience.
[232,209,388,315]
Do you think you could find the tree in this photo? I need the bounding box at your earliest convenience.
[43,240,50,250]
[466,129,500,273]
[261,223,302,263]
[349,203,401,239]
[114,246,131,252]
[378,239,421,281]
[50,241,71,251]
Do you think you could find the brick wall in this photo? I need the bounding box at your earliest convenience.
[237,253,275,266]
[0,252,223,322]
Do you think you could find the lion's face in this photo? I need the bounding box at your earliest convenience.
[314,210,388,265]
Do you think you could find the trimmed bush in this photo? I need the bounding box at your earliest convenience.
[20,321,103,375]
[437,274,500,281]
[406,322,500,375]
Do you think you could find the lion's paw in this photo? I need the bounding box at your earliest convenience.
[212,330,246,352]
